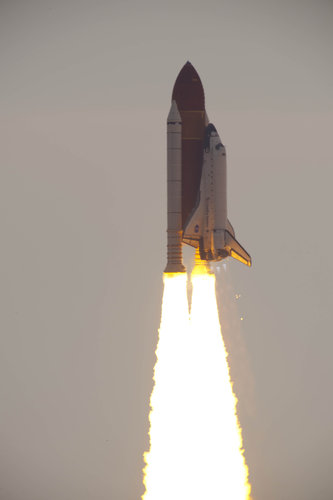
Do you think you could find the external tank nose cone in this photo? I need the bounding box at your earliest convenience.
[172,62,205,111]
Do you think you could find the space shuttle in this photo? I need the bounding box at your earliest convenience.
[165,62,251,273]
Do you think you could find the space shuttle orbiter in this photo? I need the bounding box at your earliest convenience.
[165,62,251,273]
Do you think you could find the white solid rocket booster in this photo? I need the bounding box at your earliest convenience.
[164,100,186,273]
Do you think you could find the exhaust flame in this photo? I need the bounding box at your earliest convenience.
[143,268,251,500]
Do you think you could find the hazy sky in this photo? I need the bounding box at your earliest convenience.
[1,1,333,499]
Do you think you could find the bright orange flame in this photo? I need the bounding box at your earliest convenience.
[189,266,251,499]
[143,273,190,500]
[142,267,251,500]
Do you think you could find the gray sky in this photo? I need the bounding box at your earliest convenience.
[1,1,332,499]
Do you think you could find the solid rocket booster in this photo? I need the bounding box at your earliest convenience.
[164,101,186,273]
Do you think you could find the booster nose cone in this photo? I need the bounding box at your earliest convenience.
[167,100,182,123]
[172,62,205,111]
